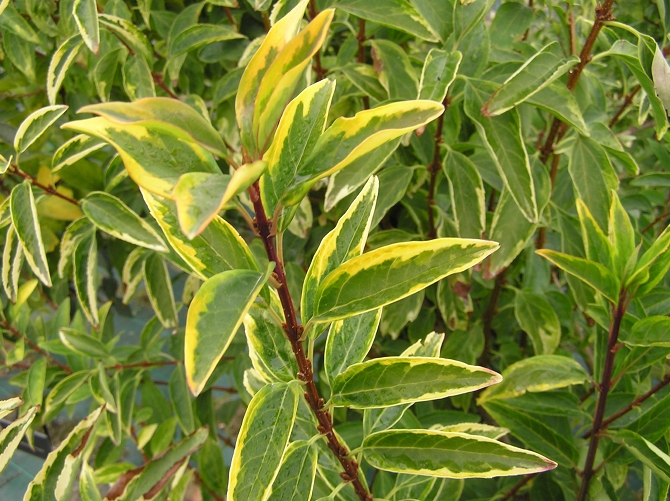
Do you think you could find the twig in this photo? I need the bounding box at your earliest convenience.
[153,380,237,393]
[583,374,670,439]
[106,360,178,371]
[577,290,627,501]
[641,211,670,235]
[0,321,72,374]
[8,165,80,206]
[479,271,506,368]
[151,73,179,100]
[224,7,238,30]
[427,96,450,239]
[609,86,641,128]
[357,18,370,109]
[308,0,327,80]
[568,9,576,55]
[247,178,372,500]
[500,474,536,501]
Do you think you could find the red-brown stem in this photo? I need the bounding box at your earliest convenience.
[357,19,370,109]
[427,96,449,239]
[223,7,238,30]
[0,89,46,99]
[609,86,641,128]
[578,291,626,501]
[479,271,506,368]
[151,73,179,100]
[247,181,371,500]
[500,473,536,501]
[8,165,79,206]
[568,9,577,55]
[308,0,327,81]
[0,320,73,374]
[583,374,670,439]
[357,19,366,63]
[154,380,238,393]
[641,211,670,235]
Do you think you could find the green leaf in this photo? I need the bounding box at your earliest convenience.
[622,316,670,348]
[114,429,208,501]
[628,224,670,289]
[59,328,110,359]
[98,14,155,65]
[143,191,259,280]
[419,49,462,103]
[244,302,298,383]
[514,290,561,355]
[336,0,439,42]
[63,117,220,199]
[73,232,99,325]
[0,406,38,475]
[302,176,378,322]
[4,32,36,81]
[44,371,92,421]
[79,464,102,501]
[612,430,670,483]
[609,191,636,278]
[235,0,308,154]
[478,355,589,404]
[325,309,381,383]
[81,192,167,252]
[368,40,419,100]
[438,423,508,440]
[2,225,24,303]
[52,135,106,173]
[10,183,52,286]
[444,150,485,239]
[170,24,244,58]
[488,1,532,48]
[185,265,272,395]
[338,64,388,102]
[93,47,127,102]
[482,42,579,116]
[568,135,618,233]
[79,98,229,159]
[323,140,399,213]
[576,198,613,270]
[122,56,156,100]
[58,217,94,279]
[362,429,556,478]
[261,79,336,216]
[24,406,104,501]
[267,440,318,501]
[238,5,333,157]
[0,398,23,420]
[312,238,498,323]
[14,105,68,155]
[228,382,300,501]
[47,35,85,106]
[174,161,266,239]
[363,334,443,435]
[73,0,99,53]
[169,366,195,434]
[486,189,537,278]
[603,40,668,138]
[482,400,578,466]
[121,247,147,303]
[0,4,41,43]
[144,253,178,329]
[526,83,590,136]
[464,80,537,222]
[331,357,501,409]
[625,390,670,443]
[536,249,620,303]
[280,100,444,207]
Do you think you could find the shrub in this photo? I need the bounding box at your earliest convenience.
[0,0,669,500]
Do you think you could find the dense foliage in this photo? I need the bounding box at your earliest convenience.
[1,0,670,499]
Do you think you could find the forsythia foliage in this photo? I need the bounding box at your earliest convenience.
[0,0,670,500]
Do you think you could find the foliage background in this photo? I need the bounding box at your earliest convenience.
[1,0,670,500]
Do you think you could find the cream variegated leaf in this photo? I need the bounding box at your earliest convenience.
[362,430,557,478]
[302,176,379,322]
[312,238,498,323]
